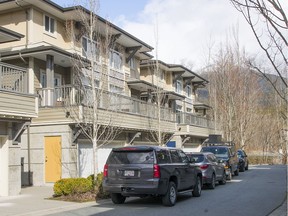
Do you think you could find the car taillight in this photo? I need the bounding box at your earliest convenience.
[104,164,108,177]
[153,164,160,178]
[200,164,209,170]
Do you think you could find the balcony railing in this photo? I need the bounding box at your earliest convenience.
[0,62,28,93]
[176,112,215,129]
[37,85,175,122]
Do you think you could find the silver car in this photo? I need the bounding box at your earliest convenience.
[185,152,226,189]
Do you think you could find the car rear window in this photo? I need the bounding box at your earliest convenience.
[202,147,228,157]
[107,151,154,164]
[189,154,204,163]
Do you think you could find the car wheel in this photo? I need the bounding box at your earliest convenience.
[192,176,202,197]
[234,167,239,176]
[219,171,226,185]
[208,174,216,189]
[245,163,249,170]
[227,168,232,180]
[111,193,126,204]
[162,181,177,206]
[240,164,245,172]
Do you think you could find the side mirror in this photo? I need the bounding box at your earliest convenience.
[218,159,223,163]
[190,158,196,163]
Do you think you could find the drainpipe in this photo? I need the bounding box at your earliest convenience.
[27,125,31,186]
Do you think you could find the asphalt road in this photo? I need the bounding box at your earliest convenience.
[48,165,287,216]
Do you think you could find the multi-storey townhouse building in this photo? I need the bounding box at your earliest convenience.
[139,60,219,150]
[0,0,221,196]
[0,26,38,196]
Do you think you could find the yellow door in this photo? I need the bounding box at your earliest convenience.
[45,136,61,183]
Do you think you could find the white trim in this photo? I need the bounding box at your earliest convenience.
[43,14,57,38]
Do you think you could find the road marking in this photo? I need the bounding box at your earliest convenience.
[229,180,242,182]
[249,167,271,170]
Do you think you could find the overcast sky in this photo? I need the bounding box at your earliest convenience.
[54,0,262,70]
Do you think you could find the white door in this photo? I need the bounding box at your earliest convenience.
[78,143,93,178]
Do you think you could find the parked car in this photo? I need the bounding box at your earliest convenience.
[237,149,249,172]
[102,145,202,206]
[201,144,239,180]
[185,152,226,189]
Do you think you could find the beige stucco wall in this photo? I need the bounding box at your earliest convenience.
[20,124,77,186]
[0,10,27,49]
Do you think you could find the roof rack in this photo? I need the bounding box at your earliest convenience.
[202,141,235,147]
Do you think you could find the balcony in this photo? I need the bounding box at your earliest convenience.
[0,62,38,119]
[176,112,219,137]
[35,86,176,132]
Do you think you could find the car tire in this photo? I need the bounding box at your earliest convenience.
[226,167,232,180]
[219,171,226,185]
[208,174,216,189]
[192,176,202,197]
[162,181,177,206]
[240,164,245,172]
[234,167,239,176]
[111,193,126,204]
[245,163,249,170]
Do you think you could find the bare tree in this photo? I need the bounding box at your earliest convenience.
[230,0,287,115]
[64,0,122,177]
[203,32,262,150]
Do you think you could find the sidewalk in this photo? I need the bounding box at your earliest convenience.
[268,195,287,216]
[0,186,97,216]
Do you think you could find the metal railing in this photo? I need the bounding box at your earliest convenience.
[36,85,175,122]
[176,112,215,129]
[0,62,28,93]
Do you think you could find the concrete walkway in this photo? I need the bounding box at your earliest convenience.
[0,186,96,216]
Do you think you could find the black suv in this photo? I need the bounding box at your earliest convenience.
[237,149,249,172]
[103,145,202,206]
[201,143,239,180]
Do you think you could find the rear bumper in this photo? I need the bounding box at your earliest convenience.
[103,178,168,196]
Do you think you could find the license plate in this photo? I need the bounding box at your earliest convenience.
[124,170,134,177]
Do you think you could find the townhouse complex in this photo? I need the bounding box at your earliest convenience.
[0,0,221,196]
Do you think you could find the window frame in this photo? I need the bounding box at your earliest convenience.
[82,36,99,62]
[44,14,56,36]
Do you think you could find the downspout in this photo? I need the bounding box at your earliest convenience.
[27,124,31,186]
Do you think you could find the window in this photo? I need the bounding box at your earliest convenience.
[44,15,55,34]
[40,70,61,88]
[170,150,183,163]
[110,84,123,94]
[129,57,136,70]
[186,108,192,113]
[82,37,99,62]
[159,70,165,80]
[186,85,191,97]
[175,79,182,93]
[110,50,122,71]
[156,149,171,164]
[178,150,190,163]
[107,151,154,164]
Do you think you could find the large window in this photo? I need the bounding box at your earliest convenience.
[186,85,191,97]
[110,50,123,71]
[129,57,136,70]
[82,37,99,62]
[44,15,55,34]
[175,79,182,93]
[110,84,123,94]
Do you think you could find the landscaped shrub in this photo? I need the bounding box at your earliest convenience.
[53,177,93,196]
[95,172,110,199]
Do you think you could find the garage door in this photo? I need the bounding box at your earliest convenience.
[78,143,93,178]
